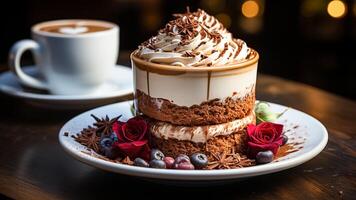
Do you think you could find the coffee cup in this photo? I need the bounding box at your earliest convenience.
[8,19,119,95]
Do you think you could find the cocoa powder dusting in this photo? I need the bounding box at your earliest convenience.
[275,144,300,159]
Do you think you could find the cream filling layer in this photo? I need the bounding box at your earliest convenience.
[150,112,254,143]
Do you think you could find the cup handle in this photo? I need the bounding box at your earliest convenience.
[8,39,48,90]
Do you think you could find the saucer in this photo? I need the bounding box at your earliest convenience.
[59,100,328,182]
[0,65,133,109]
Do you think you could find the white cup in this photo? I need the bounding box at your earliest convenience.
[8,19,119,95]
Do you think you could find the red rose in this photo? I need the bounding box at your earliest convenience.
[112,116,150,160]
[246,122,284,158]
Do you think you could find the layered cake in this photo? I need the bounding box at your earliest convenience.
[131,9,259,159]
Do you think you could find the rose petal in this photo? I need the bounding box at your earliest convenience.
[260,130,275,143]
[274,136,283,146]
[112,122,119,133]
[113,122,126,142]
[270,122,284,137]
[126,118,148,141]
[114,140,150,160]
[247,124,256,137]
[122,123,140,142]
[249,134,266,145]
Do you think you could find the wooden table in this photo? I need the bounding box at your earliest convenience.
[0,61,355,199]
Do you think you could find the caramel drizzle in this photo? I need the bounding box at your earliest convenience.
[146,71,150,95]
[207,71,211,100]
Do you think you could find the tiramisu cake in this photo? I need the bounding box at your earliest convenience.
[131,9,259,160]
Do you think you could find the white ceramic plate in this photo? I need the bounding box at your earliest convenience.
[0,65,133,109]
[59,101,328,181]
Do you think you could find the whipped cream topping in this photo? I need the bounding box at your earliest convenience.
[137,9,251,67]
[150,112,255,143]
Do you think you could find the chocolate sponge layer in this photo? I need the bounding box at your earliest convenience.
[135,89,255,126]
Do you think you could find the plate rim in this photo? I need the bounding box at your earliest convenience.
[58,101,328,180]
[0,65,133,101]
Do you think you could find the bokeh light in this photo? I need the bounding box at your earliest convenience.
[215,13,231,28]
[301,0,323,17]
[142,12,161,31]
[241,0,260,18]
[327,0,347,18]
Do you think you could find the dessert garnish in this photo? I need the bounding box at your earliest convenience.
[163,157,175,169]
[133,157,149,167]
[255,101,288,124]
[112,116,151,160]
[190,153,209,169]
[72,106,300,169]
[148,149,167,168]
[256,151,274,164]
[121,156,134,165]
[246,122,284,159]
[173,154,195,170]
[137,8,252,67]
[149,159,166,169]
[282,135,289,145]
[74,126,100,152]
[150,149,165,160]
[207,149,255,170]
[91,114,121,137]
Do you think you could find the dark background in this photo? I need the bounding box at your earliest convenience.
[0,0,355,100]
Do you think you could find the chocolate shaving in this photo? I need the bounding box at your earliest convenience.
[182,51,196,57]
[219,43,229,57]
[144,9,225,51]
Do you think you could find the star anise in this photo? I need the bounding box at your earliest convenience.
[73,127,100,153]
[207,149,255,170]
[90,114,121,137]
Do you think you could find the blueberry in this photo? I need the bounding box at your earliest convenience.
[190,153,208,169]
[100,137,113,148]
[282,135,288,145]
[99,137,114,158]
[149,159,166,169]
[150,149,165,160]
[163,157,175,169]
[134,157,149,168]
[176,162,195,170]
[256,150,274,164]
[110,132,118,142]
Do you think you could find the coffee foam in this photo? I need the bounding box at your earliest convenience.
[34,20,115,36]
[59,26,89,35]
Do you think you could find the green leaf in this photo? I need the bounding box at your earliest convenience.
[130,103,135,116]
